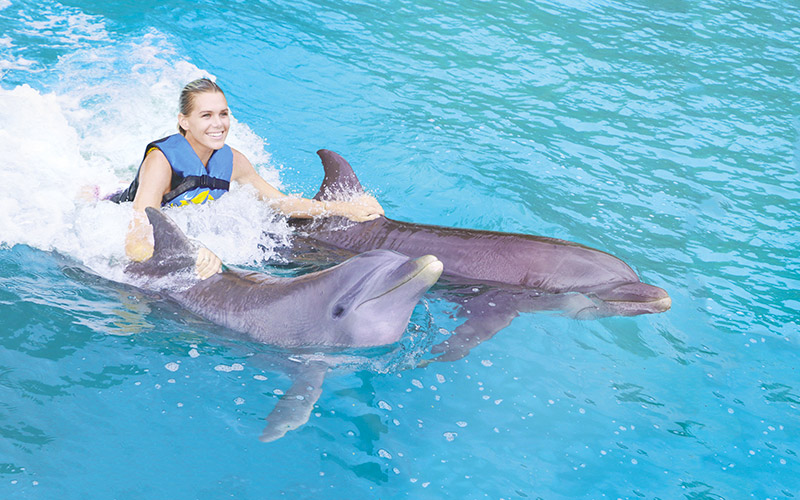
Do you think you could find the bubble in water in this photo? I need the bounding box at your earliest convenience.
[214,363,244,373]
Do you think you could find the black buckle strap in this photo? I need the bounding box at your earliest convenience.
[162,175,230,204]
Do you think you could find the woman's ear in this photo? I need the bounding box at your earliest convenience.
[178,114,189,132]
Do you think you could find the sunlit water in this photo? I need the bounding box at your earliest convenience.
[1,0,798,498]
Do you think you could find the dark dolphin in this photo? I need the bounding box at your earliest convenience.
[289,149,670,314]
[283,150,671,360]
[126,207,443,440]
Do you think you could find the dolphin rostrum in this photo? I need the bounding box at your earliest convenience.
[125,207,443,441]
[284,150,671,360]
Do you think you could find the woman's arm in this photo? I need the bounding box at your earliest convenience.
[125,150,171,262]
[126,150,221,279]
[231,149,384,221]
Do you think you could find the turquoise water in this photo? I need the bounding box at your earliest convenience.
[1,0,799,498]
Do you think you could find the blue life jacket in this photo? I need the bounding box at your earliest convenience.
[109,134,233,207]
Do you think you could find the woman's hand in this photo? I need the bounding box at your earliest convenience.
[195,246,222,280]
[328,194,385,222]
[125,213,155,262]
[232,148,385,222]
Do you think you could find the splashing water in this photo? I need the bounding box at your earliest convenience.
[0,31,290,284]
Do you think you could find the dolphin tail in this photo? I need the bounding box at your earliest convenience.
[314,149,366,201]
[259,360,328,443]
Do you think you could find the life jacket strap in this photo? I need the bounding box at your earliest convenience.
[162,175,230,205]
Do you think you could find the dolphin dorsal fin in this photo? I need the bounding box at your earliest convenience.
[144,207,196,260]
[314,149,366,201]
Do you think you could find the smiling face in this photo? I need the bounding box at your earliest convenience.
[178,91,230,157]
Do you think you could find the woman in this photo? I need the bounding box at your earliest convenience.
[114,78,384,279]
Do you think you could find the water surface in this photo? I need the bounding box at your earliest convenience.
[1,0,798,498]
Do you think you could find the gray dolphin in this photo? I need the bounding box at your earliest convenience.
[127,207,443,348]
[125,207,442,441]
[282,150,671,360]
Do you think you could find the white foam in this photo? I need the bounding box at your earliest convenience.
[0,84,120,252]
[0,56,36,73]
[0,29,290,283]
[15,3,109,45]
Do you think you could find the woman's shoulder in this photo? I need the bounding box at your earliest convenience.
[230,147,253,166]
[141,146,170,172]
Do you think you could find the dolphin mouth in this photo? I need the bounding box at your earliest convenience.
[356,254,443,308]
[597,282,672,314]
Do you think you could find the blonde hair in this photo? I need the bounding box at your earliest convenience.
[177,78,225,135]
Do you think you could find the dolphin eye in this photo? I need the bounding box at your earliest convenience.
[331,304,345,319]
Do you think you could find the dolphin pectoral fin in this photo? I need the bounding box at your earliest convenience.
[431,309,519,362]
[429,289,523,362]
[259,361,328,443]
[427,287,602,362]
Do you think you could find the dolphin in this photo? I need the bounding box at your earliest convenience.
[282,150,671,359]
[288,149,670,314]
[125,207,443,441]
[126,207,443,348]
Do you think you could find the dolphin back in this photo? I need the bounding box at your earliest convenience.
[314,149,366,201]
[125,207,197,279]
[144,207,196,258]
